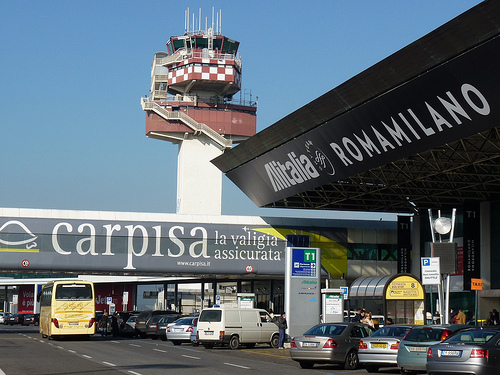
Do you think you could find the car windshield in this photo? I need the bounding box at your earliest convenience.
[404,328,448,342]
[444,330,499,344]
[371,326,411,338]
[304,324,346,336]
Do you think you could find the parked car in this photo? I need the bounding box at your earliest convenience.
[22,313,39,326]
[7,313,26,325]
[119,315,138,337]
[397,324,470,374]
[426,327,500,375]
[358,324,414,372]
[135,310,180,339]
[166,316,197,345]
[155,315,180,341]
[144,314,173,339]
[289,322,374,370]
[0,312,12,324]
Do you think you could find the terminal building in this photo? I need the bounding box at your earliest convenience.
[1,2,500,323]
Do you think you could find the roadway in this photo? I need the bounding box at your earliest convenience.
[0,324,401,375]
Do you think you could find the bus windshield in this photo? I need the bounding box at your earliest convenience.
[55,284,93,300]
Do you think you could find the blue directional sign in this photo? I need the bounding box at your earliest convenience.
[291,248,318,277]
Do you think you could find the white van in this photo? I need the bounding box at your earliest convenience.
[197,307,279,349]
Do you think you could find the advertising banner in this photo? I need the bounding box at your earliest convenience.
[0,214,347,276]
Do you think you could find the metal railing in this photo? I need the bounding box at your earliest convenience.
[141,99,232,149]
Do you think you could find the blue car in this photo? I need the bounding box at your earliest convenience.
[397,324,469,374]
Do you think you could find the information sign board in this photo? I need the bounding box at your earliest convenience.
[421,257,441,285]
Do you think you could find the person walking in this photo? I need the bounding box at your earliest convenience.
[111,311,120,337]
[277,312,287,349]
[99,310,109,337]
[456,309,466,324]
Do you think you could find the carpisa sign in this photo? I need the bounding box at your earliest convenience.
[226,37,500,206]
[0,217,286,275]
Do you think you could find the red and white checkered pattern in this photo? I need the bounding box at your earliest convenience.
[168,58,240,86]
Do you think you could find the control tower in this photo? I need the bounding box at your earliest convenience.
[141,9,257,215]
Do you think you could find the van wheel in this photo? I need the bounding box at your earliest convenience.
[270,334,279,348]
[229,335,240,350]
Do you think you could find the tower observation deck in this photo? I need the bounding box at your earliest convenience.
[141,9,257,215]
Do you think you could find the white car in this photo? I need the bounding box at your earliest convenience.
[0,312,12,324]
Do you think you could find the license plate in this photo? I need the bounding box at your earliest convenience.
[302,342,318,348]
[440,350,461,357]
[205,331,214,335]
[409,346,427,352]
[69,322,79,326]
[371,343,387,349]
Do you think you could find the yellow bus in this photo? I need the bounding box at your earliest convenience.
[38,280,96,338]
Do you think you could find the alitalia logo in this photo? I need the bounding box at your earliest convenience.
[264,151,320,192]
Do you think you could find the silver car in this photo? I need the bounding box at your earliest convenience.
[397,324,470,374]
[427,327,500,375]
[166,317,197,345]
[358,324,413,373]
[290,322,374,370]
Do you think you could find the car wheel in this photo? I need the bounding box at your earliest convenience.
[299,361,314,369]
[343,350,359,370]
[203,343,214,349]
[151,335,158,340]
[229,335,240,350]
[270,334,279,348]
[160,336,167,341]
[366,365,380,373]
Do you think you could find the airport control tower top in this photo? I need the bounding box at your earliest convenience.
[142,8,257,149]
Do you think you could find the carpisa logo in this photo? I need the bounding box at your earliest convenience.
[264,151,320,192]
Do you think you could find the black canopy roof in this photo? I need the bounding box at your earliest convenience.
[213,1,500,213]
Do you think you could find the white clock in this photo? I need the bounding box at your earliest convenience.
[433,217,452,235]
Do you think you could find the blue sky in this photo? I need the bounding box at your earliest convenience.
[0,0,482,219]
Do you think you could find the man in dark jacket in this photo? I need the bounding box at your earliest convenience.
[277,312,287,349]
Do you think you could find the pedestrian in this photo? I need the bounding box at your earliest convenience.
[385,317,393,325]
[351,308,362,323]
[99,310,109,337]
[449,308,457,324]
[268,309,274,320]
[277,312,287,349]
[456,309,466,324]
[492,309,500,325]
[111,311,120,337]
[362,311,374,328]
